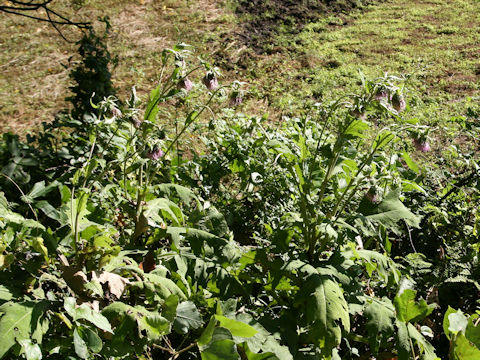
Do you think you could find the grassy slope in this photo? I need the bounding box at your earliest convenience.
[1,0,479,147]
[245,0,480,110]
[0,0,230,133]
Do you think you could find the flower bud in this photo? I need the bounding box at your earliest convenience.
[177,77,193,92]
[147,147,164,161]
[202,73,218,90]
[392,93,406,112]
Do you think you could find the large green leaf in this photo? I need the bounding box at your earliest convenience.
[145,273,187,301]
[0,285,13,301]
[140,312,170,340]
[173,301,204,334]
[347,248,400,284]
[198,317,218,348]
[395,320,410,360]
[155,183,200,207]
[362,188,421,234]
[64,297,112,333]
[237,342,278,360]
[301,274,350,354]
[201,339,239,360]
[443,306,458,340]
[466,315,480,349]
[364,297,395,353]
[73,327,89,359]
[236,313,293,360]
[21,180,59,203]
[0,301,44,358]
[214,315,257,338]
[448,311,468,334]
[0,194,45,230]
[77,325,102,353]
[394,289,434,323]
[144,198,184,227]
[101,302,170,341]
[18,339,42,360]
[396,320,439,360]
[406,323,439,360]
[452,333,480,359]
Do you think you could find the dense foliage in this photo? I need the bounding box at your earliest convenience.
[0,45,479,360]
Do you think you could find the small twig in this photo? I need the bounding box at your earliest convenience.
[152,342,197,358]
[0,0,91,41]
[406,221,417,253]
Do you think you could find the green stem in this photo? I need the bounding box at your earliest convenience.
[331,132,394,220]
[144,65,203,122]
[164,85,227,157]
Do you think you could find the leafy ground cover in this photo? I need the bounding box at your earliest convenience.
[0,0,480,359]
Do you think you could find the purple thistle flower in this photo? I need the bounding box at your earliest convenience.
[177,77,193,92]
[202,73,218,90]
[147,147,164,161]
[413,138,431,152]
[392,93,406,112]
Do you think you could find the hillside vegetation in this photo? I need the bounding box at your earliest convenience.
[0,1,479,359]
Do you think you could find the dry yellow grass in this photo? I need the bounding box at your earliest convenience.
[0,0,232,134]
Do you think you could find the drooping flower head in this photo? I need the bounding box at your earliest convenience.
[177,77,193,92]
[365,187,380,204]
[147,147,164,161]
[131,116,142,129]
[391,92,406,112]
[350,102,367,120]
[111,107,122,118]
[412,138,431,152]
[374,88,389,102]
[229,90,243,107]
[202,72,218,91]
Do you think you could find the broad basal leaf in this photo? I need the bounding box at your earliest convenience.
[300,274,350,354]
[364,297,395,353]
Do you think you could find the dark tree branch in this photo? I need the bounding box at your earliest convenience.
[0,0,91,41]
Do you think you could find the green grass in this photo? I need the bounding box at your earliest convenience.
[241,0,480,109]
